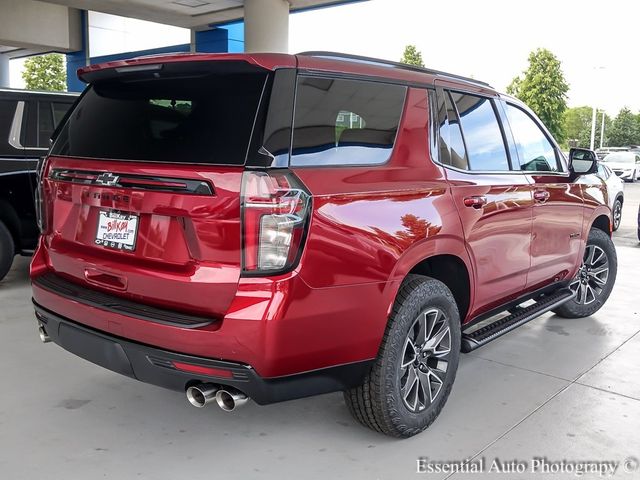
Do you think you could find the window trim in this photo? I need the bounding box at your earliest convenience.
[432,87,516,175]
[288,73,408,169]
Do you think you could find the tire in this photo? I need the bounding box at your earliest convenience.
[612,198,622,231]
[554,228,617,319]
[344,275,461,438]
[0,220,16,282]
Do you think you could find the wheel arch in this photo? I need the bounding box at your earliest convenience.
[590,213,612,237]
[386,238,473,324]
[0,198,21,252]
[407,254,471,323]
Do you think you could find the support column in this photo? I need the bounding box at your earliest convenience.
[0,54,9,88]
[66,10,89,92]
[244,0,289,53]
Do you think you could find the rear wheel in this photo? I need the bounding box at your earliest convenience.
[554,229,617,318]
[0,220,15,282]
[344,275,460,437]
[612,198,622,231]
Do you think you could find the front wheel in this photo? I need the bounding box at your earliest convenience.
[344,275,461,438]
[554,228,617,318]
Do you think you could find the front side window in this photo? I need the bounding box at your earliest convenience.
[450,92,510,171]
[291,77,406,166]
[505,103,560,172]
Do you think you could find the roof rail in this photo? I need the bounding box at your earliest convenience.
[297,51,492,88]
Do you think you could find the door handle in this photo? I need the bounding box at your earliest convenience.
[533,190,550,203]
[463,195,487,209]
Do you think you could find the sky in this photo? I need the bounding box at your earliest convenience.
[288,0,640,115]
[9,0,640,115]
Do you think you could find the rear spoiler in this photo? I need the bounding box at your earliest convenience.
[77,53,296,84]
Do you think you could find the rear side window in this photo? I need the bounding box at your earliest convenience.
[504,103,559,172]
[52,71,268,164]
[450,92,509,171]
[597,163,610,179]
[38,102,53,147]
[291,77,406,166]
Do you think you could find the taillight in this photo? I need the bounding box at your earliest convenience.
[34,156,48,233]
[241,170,311,275]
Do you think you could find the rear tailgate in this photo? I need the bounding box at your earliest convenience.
[42,156,243,318]
[35,60,273,319]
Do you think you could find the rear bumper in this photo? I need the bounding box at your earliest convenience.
[31,238,391,378]
[33,302,372,405]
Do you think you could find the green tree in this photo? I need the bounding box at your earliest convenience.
[400,45,424,67]
[564,106,611,148]
[608,107,640,147]
[22,53,66,91]
[507,48,569,143]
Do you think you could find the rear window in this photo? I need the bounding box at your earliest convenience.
[51,70,268,164]
[290,77,406,167]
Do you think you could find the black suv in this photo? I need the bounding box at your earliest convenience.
[0,88,77,280]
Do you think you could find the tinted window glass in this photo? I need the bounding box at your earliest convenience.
[436,90,468,169]
[52,71,267,164]
[445,92,468,169]
[505,103,559,172]
[451,92,509,171]
[259,69,295,167]
[0,100,18,153]
[52,102,69,126]
[291,77,406,166]
[38,101,55,147]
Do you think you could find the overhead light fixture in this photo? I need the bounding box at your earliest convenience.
[171,0,210,7]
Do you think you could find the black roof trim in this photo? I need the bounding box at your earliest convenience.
[297,51,492,88]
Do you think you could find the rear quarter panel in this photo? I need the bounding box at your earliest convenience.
[291,87,470,359]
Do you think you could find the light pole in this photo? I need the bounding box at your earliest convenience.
[590,106,597,150]
[600,110,606,149]
[590,66,606,151]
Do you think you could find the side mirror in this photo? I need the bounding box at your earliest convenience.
[569,148,597,175]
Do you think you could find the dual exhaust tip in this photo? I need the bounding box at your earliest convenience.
[38,321,245,411]
[186,383,248,411]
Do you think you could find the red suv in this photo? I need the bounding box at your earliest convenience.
[31,52,616,438]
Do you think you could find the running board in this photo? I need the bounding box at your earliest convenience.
[461,287,576,353]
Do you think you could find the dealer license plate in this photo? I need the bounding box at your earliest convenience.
[95,211,139,251]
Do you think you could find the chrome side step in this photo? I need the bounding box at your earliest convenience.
[461,288,576,353]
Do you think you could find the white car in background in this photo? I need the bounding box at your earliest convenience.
[597,162,625,231]
[601,151,640,182]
